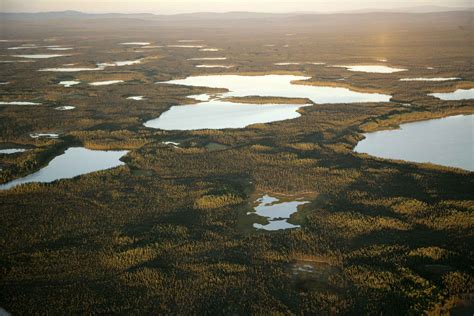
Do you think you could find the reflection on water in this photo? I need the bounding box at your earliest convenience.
[354,115,473,171]
[0,101,41,105]
[89,80,124,86]
[400,77,460,82]
[0,147,129,190]
[429,88,474,101]
[334,65,407,73]
[59,81,80,87]
[145,74,392,130]
[12,54,70,59]
[144,100,309,130]
[161,75,391,104]
[0,148,27,154]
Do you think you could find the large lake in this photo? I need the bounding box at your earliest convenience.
[0,147,129,190]
[354,115,473,171]
[429,88,474,101]
[145,100,308,130]
[162,75,391,104]
[145,75,392,130]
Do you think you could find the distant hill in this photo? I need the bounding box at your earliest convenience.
[0,7,472,22]
[0,10,157,21]
[339,5,473,14]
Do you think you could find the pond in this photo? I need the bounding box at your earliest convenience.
[127,96,145,100]
[40,67,102,72]
[0,147,129,190]
[0,101,42,105]
[30,133,59,139]
[400,77,460,82]
[0,148,27,154]
[354,115,473,171]
[200,48,220,52]
[55,106,75,111]
[97,59,142,67]
[40,58,143,72]
[120,42,151,45]
[59,81,80,87]
[188,57,227,61]
[334,65,407,73]
[195,65,234,68]
[48,47,73,51]
[248,195,310,231]
[12,54,70,59]
[167,45,205,48]
[89,80,124,86]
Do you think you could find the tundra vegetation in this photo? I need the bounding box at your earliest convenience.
[0,11,473,315]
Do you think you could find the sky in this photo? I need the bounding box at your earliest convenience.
[1,0,472,14]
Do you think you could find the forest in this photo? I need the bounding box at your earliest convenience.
[0,10,473,315]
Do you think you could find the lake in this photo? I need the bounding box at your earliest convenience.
[195,65,234,68]
[334,65,407,73]
[144,74,392,130]
[127,96,145,101]
[429,88,474,100]
[0,148,27,154]
[161,75,391,104]
[0,147,129,190]
[144,100,309,130]
[0,101,42,105]
[59,81,80,87]
[400,77,460,82]
[89,80,124,86]
[12,54,70,59]
[354,115,473,171]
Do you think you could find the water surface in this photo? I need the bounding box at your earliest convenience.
[127,96,145,100]
[0,149,27,154]
[145,75,392,130]
[249,195,310,231]
[30,133,59,139]
[334,65,407,73]
[121,42,150,45]
[400,77,460,82]
[12,54,69,59]
[144,100,308,130]
[48,47,73,51]
[178,40,203,43]
[354,115,473,171]
[162,75,392,104]
[0,101,41,105]
[167,45,205,48]
[59,81,80,87]
[40,58,142,72]
[195,65,234,68]
[200,48,220,52]
[55,106,75,111]
[40,67,101,72]
[429,88,474,100]
[188,57,227,61]
[0,147,128,190]
[97,59,142,67]
[89,80,124,86]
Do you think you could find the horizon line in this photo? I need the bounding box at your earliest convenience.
[1,8,473,16]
